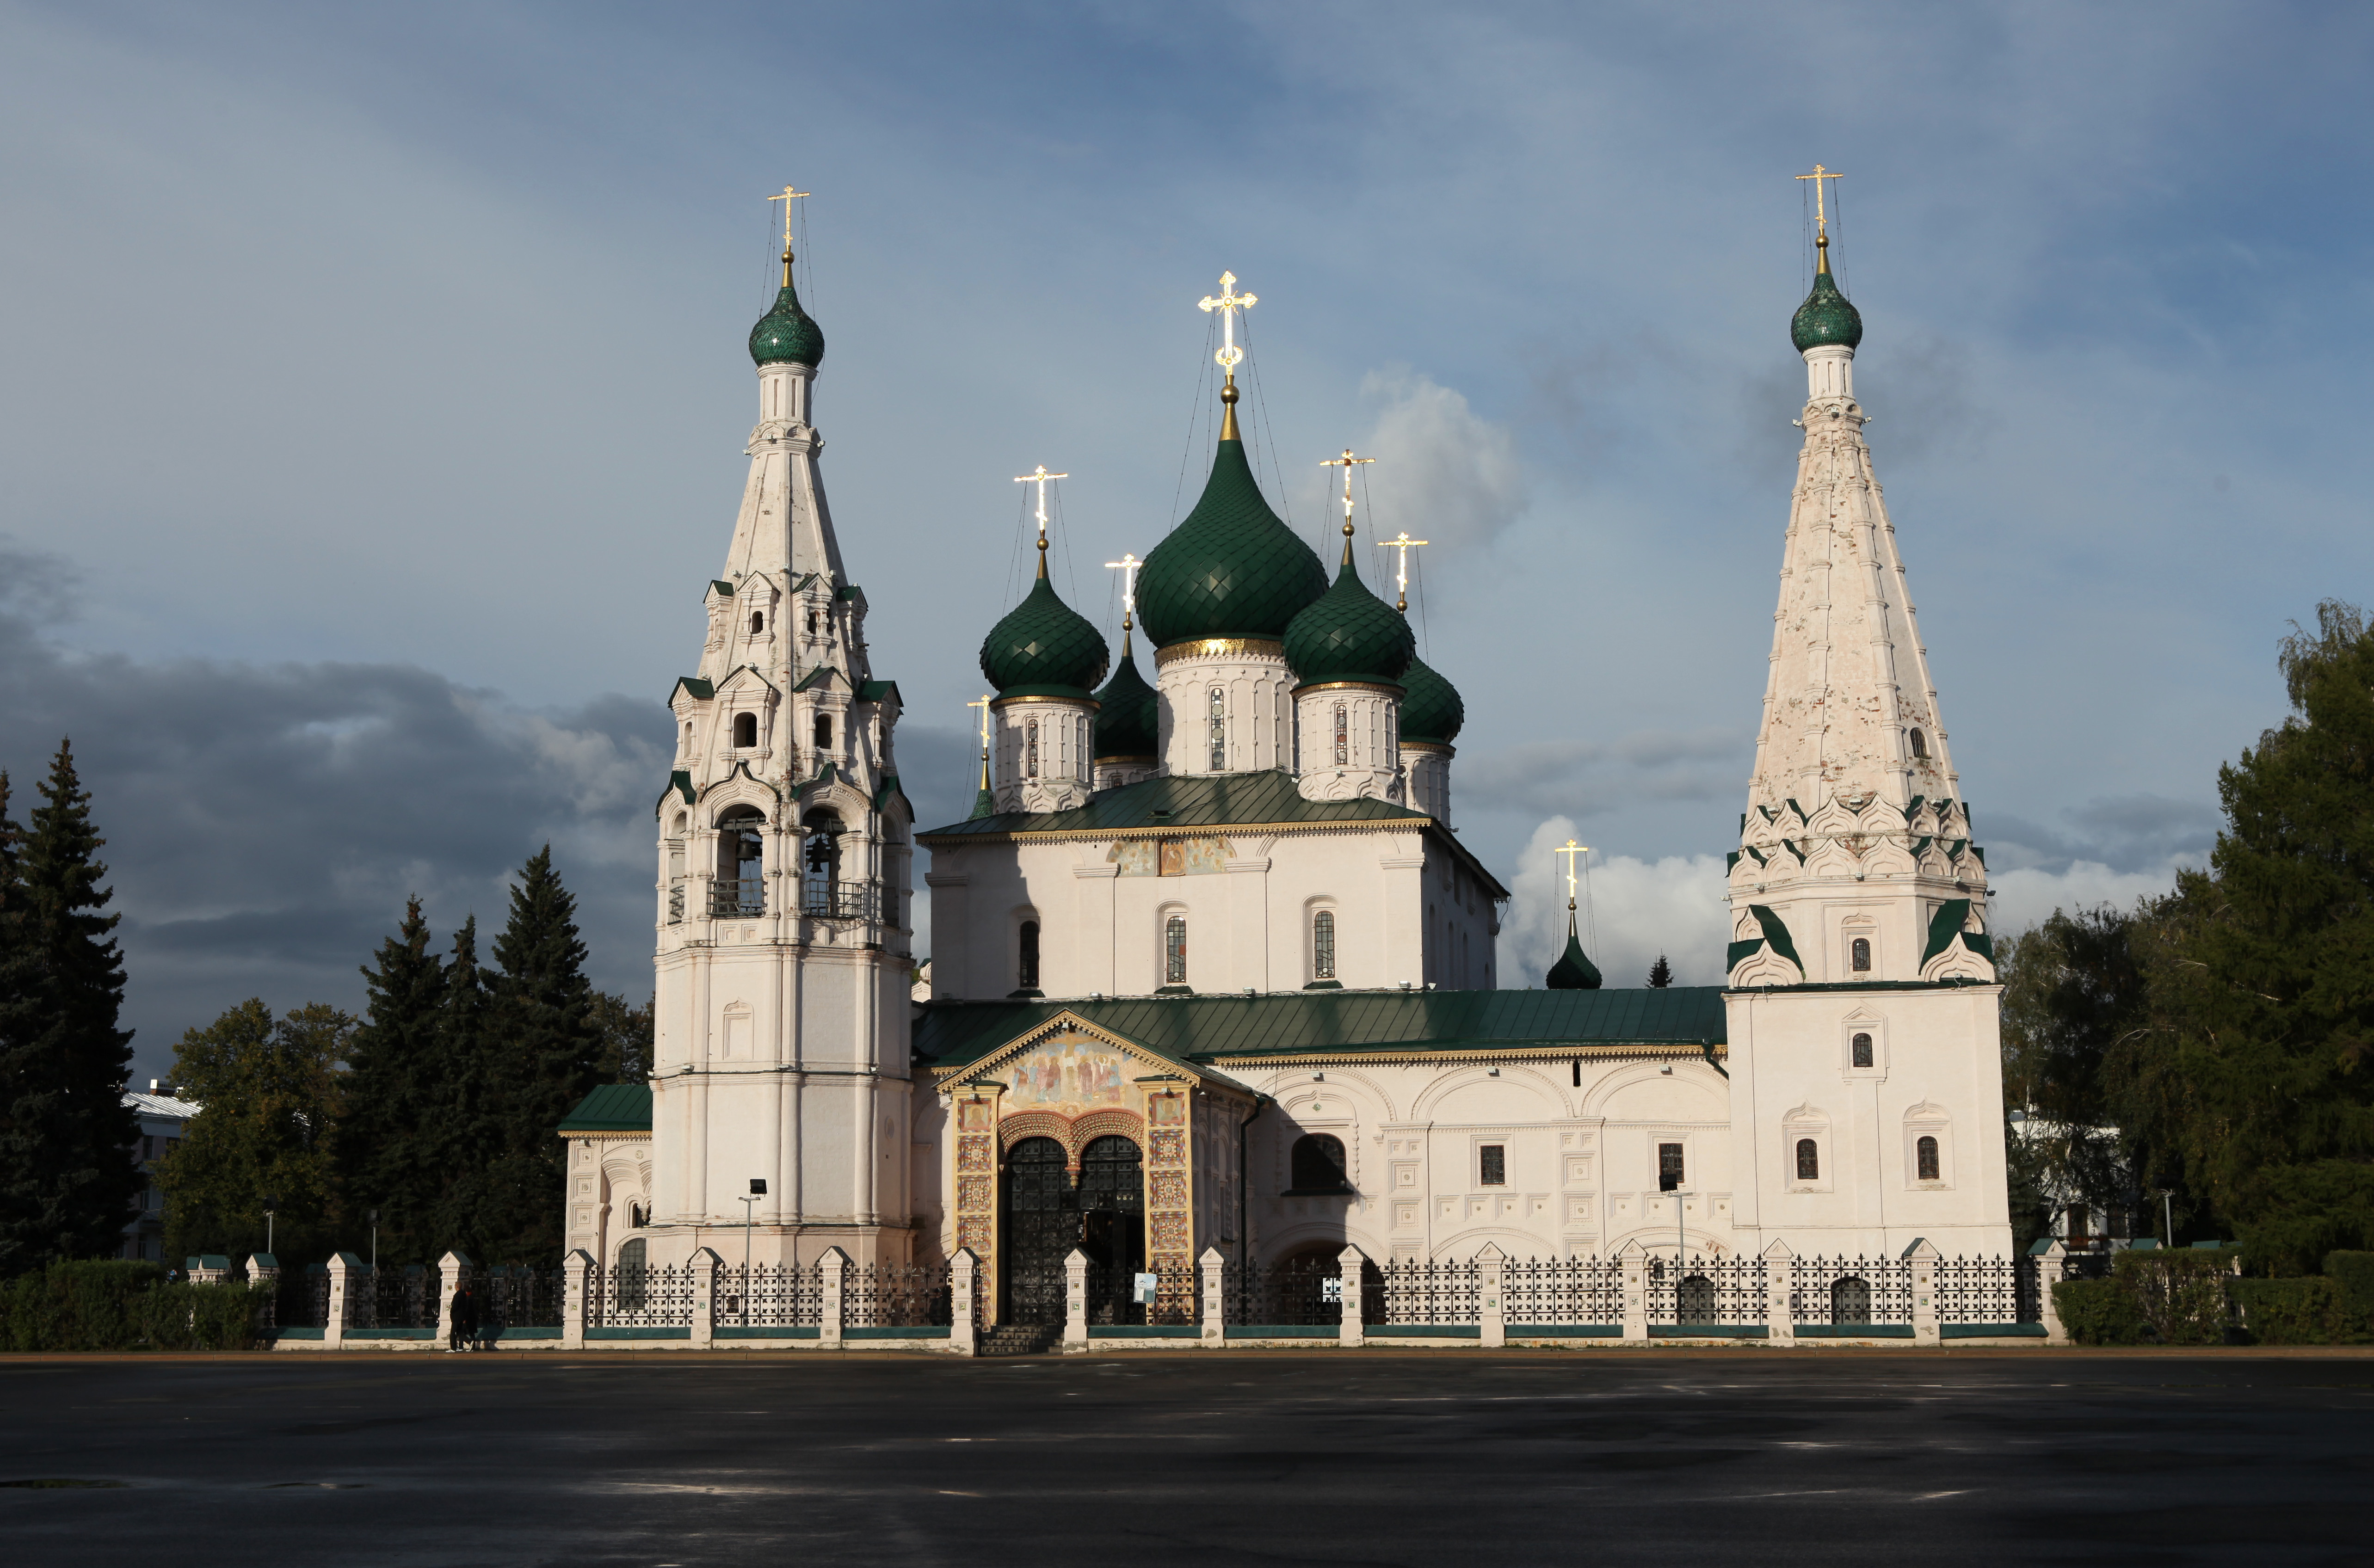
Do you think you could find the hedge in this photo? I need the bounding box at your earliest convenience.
[2052,1278,2145,1345]
[1,1261,265,1351]
[2230,1278,2354,1345]
[2325,1251,2374,1324]
[2055,1251,2374,1346]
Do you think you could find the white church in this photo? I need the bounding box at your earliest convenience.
[556,194,2013,1327]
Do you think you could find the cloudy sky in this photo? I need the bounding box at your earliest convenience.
[4,2,2368,1082]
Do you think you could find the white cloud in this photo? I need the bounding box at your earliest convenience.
[1328,368,1528,559]
[1502,817,1732,989]
[1986,856,2197,937]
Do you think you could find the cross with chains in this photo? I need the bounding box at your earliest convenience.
[1557,839,1591,907]
[1383,530,1429,613]
[1105,553,1143,628]
[1198,271,1257,371]
[767,184,810,251]
[1013,465,1067,547]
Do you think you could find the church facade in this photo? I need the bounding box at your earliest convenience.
[558,208,2013,1324]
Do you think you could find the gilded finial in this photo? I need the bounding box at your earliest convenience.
[1105,552,1144,638]
[1795,164,1842,273]
[768,184,811,286]
[1556,838,1591,912]
[1014,465,1067,580]
[1320,448,1375,565]
[1199,271,1258,440]
[1382,531,1429,614]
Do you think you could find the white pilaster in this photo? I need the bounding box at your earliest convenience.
[1155,640,1295,776]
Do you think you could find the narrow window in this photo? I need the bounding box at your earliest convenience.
[734,712,758,749]
[1479,1144,1506,1187]
[1917,1135,1941,1182]
[617,1237,648,1312]
[1312,910,1336,980]
[806,609,819,635]
[2066,1203,2088,1239]
[1658,1142,1684,1193]
[1796,1138,1819,1181]
[1207,686,1226,772]
[1851,1032,1874,1069]
[1164,915,1188,984]
[715,806,766,916]
[1332,702,1349,766]
[814,713,832,750]
[749,610,765,633]
[1026,717,1041,779]
[1017,920,1040,990]
[1290,1134,1349,1192]
[1909,728,1929,759]
[1850,936,1871,972]
[801,809,843,915]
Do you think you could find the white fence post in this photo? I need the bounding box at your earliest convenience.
[325,1253,358,1349]
[187,1254,228,1285]
[1062,1248,1089,1353]
[1199,1247,1227,1347]
[1906,1239,1941,1345]
[1477,1243,1507,1348]
[244,1253,280,1337]
[950,1250,979,1357]
[820,1247,849,1348]
[1761,1239,1796,1345]
[2036,1240,2069,1344]
[1619,1240,1648,1345]
[1337,1245,1367,1348]
[562,1249,592,1350]
[690,1247,721,1349]
[438,1252,470,1351]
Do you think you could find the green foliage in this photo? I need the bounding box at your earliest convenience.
[338,898,448,1267]
[1997,906,2149,1238]
[1646,955,1673,990]
[2052,1278,2145,1345]
[2325,1250,2374,1322]
[2111,1249,2234,1345]
[0,1260,261,1350]
[159,1000,351,1267]
[0,744,142,1275]
[2230,1277,2356,1344]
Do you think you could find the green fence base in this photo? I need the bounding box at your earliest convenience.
[1089,1324,1200,1338]
[1941,1322,2047,1339]
[1793,1323,1916,1338]
[585,1325,691,1340]
[1509,1324,1622,1337]
[845,1326,951,1340]
[715,1325,821,1340]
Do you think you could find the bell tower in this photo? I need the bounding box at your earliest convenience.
[646,191,916,1267]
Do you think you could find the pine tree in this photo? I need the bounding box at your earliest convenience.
[432,916,498,1262]
[2147,600,2374,1270]
[0,771,48,1276]
[0,742,140,1271]
[1646,954,1673,989]
[337,898,446,1266]
[479,849,599,1262]
[590,991,655,1084]
[159,1000,351,1266]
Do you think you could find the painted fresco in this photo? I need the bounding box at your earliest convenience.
[1003,1034,1133,1114]
[1110,837,1228,876]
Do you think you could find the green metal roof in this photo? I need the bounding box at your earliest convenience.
[1399,654,1465,745]
[1092,639,1159,759]
[749,279,825,367]
[980,570,1109,699]
[1136,437,1326,647]
[918,987,1727,1071]
[557,1082,653,1134]
[1283,543,1414,688]
[1791,261,1863,352]
[920,768,1427,840]
[859,679,900,704]
[670,676,715,704]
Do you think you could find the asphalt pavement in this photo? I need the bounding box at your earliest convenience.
[3,1348,2369,1566]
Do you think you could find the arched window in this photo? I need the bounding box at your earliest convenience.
[1025,717,1041,779]
[666,836,686,924]
[1207,686,1227,772]
[1164,915,1188,985]
[1289,1134,1349,1192]
[1851,1032,1874,1069]
[1311,910,1336,981]
[1018,919,1040,990]
[814,713,832,751]
[1796,1138,1820,1180]
[1909,728,1929,759]
[1917,1135,1941,1181]
[749,610,765,633]
[1850,937,1871,972]
[715,806,765,916]
[733,712,759,749]
[1332,702,1349,766]
[801,809,844,915]
[1831,1275,1871,1326]
[617,1237,648,1312]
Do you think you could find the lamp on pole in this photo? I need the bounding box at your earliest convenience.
[742,1179,767,1283]
[2157,1188,2176,1248]
[368,1209,380,1274]
[263,1196,277,1256]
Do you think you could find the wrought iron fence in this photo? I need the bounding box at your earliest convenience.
[800,880,878,922]
[717,1262,822,1328]
[1376,1258,1482,1327]
[593,1263,696,1328]
[1644,1254,1765,1327]
[1505,1255,1624,1327]
[358,1265,439,1331]
[293,1264,330,1330]
[1788,1255,1913,1326]
[847,1262,952,1328]
[1935,1254,2028,1325]
[481,1266,562,1329]
[1229,1256,1342,1326]
[1084,1264,1198,1327]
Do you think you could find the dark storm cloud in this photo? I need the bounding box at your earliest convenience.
[1981,793,2222,877]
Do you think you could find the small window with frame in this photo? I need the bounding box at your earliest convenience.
[1478,1144,1506,1187]
[1658,1142,1685,1192]
[1851,1031,1875,1069]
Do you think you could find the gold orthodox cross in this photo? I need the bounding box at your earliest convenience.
[1198,271,1257,371]
[1794,164,1842,242]
[1105,553,1144,629]
[1383,529,1428,613]
[967,695,994,754]
[1556,839,1591,909]
[1013,465,1067,548]
[767,184,811,251]
[1320,449,1375,539]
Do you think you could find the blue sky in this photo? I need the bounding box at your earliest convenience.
[3,1,2370,1079]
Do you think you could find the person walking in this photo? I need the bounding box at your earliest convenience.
[447,1282,479,1353]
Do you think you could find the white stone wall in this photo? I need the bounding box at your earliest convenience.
[1155,642,1295,776]
[993,696,1095,814]
[1292,683,1400,802]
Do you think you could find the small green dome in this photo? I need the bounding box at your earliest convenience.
[749,279,825,368]
[1092,638,1159,759]
[980,571,1108,699]
[1546,913,1603,990]
[1137,438,1326,647]
[1398,655,1465,745]
[1790,263,1862,353]
[1284,545,1414,689]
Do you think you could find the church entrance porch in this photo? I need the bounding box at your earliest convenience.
[997,1134,1147,1325]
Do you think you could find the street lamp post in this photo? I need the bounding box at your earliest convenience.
[263,1196,277,1256]
[2158,1188,2176,1249]
[742,1179,767,1286]
[368,1209,380,1273]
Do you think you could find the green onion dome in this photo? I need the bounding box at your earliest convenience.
[1790,258,1862,353]
[1397,654,1465,745]
[749,274,825,368]
[1546,912,1603,990]
[1092,636,1159,759]
[980,565,1109,700]
[1284,543,1414,689]
[1136,437,1327,647]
